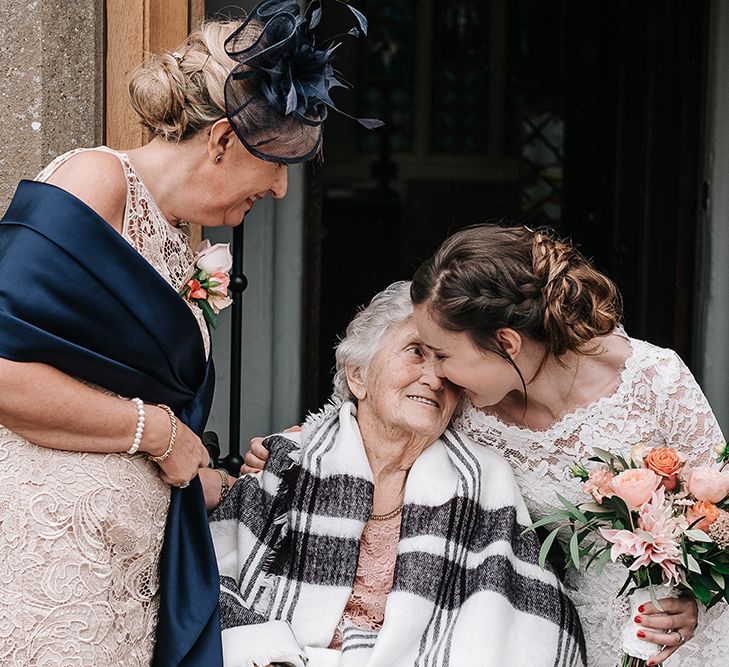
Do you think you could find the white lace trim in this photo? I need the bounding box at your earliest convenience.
[453,337,728,666]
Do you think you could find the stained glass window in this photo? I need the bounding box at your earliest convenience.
[430,2,491,153]
[355,1,417,153]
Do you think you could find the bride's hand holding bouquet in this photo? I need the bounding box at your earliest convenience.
[530,442,729,666]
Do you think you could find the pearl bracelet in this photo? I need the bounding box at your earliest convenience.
[126,397,145,455]
[147,404,178,463]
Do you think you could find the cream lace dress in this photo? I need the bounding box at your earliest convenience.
[453,334,728,666]
[0,147,209,666]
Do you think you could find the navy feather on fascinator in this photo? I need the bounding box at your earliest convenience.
[224,0,383,164]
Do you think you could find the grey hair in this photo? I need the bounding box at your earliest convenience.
[333,281,415,402]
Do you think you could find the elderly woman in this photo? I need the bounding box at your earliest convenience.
[202,281,586,667]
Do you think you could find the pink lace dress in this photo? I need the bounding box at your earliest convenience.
[329,514,402,649]
[0,148,208,666]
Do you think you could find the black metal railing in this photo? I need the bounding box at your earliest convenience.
[204,222,247,475]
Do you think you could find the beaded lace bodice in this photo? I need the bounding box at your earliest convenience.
[329,514,401,650]
[36,146,210,357]
[453,336,728,666]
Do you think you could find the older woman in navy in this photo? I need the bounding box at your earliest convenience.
[0,2,377,664]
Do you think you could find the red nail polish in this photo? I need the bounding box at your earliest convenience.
[638,605,645,613]
[637,630,646,638]
[634,616,642,624]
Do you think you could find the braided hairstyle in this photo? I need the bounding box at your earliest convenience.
[411,224,621,372]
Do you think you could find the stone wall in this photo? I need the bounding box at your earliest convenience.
[697,0,729,433]
[0,0,103,212]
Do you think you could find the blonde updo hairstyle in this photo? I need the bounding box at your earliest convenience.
[128,20,260,141]
[410,224,621,383]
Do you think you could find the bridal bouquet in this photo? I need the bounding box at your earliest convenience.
[529,442,729,667]
[180,240,233,329]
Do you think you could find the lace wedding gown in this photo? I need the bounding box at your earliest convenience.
[0,148,209,666]
[454,335,728,666]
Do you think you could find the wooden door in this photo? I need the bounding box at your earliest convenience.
[104,0,205,244]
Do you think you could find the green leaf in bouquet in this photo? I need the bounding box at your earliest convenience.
[555,493,590,524]
[580,501,613,514]
[615,454,631,470]
[708,591,724,609]
[522,511,572,534]
[578,540,596,559]
[591,546,613,575]
[569,531,582,571]
[691,544,711,555]
[691,579,714,606]
[685,553,703,574]
[616,572,635,598]
[709,562,729,575]
[199,299,218,330]
[567,462,590,481]
[590,447,617,464]
[696,572,718,592]
[538,526,564,570]
[607,496,633,526]
[684,529,713,542]
[710,569,726,589]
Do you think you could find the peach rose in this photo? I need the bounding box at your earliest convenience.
[686,500,721,532]
[644,447,684,492]
[610,468,661,509]
[688,467,729,503]
[208,272,230,294]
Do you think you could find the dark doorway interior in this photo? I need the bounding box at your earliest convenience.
[303,0,709,411]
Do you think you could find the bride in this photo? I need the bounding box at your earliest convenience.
[409,223,727,666]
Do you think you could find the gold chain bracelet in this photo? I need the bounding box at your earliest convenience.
[147,404,177,463]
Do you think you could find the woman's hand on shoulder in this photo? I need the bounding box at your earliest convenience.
[45,150,127,233]
[240,425,300,475]
[141,405,209,486]
[241,436,270,475]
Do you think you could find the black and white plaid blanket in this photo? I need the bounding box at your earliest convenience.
[209,402,586,667]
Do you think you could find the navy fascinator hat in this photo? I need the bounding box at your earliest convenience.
[224,0,383,164]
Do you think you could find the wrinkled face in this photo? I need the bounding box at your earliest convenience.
[413,305,519,409]
[202,139,288,228]
[356,319,461,441]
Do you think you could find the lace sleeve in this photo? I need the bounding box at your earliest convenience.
[650,352,729,663]
[653,350,725,465]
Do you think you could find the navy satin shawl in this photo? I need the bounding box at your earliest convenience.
[0,180,222,666]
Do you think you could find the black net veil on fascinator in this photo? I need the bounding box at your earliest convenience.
[224,0,383,164]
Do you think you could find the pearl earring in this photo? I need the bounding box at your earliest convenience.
[215,154,223,163]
